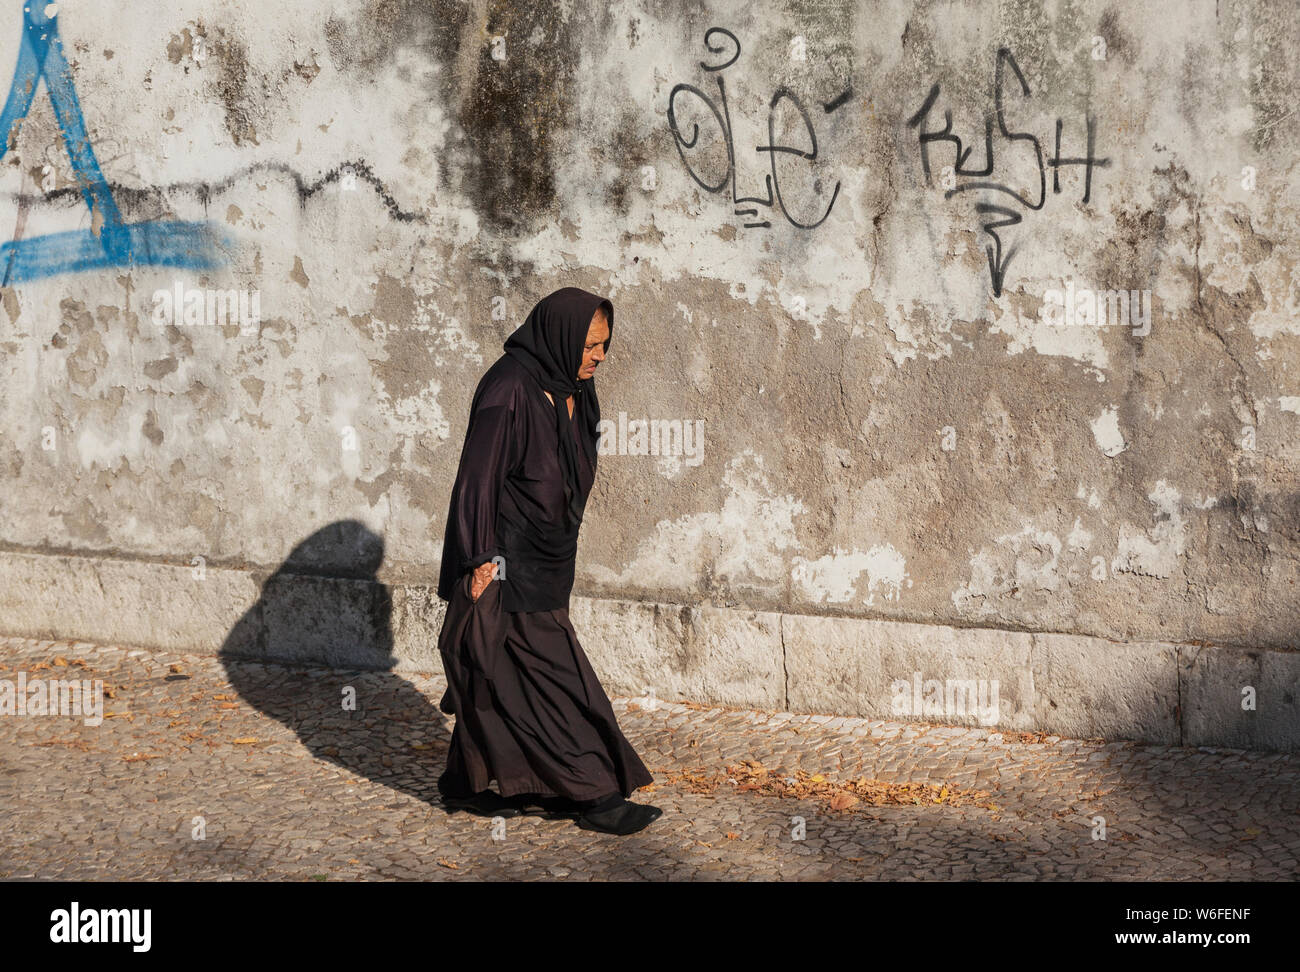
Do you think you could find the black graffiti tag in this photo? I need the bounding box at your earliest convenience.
[906,48,1110,296]
[667,27,849,230]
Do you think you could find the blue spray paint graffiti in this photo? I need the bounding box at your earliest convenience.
[0,4,232,285]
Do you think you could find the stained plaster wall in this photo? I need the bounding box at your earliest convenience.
[1,0,1297,744]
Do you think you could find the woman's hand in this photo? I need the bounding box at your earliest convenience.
[470,560,498,602]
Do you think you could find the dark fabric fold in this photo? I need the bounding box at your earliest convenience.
[437,571,510,706]
[436,287,612,612]
[503,287,613,529]
[436,573,653,802]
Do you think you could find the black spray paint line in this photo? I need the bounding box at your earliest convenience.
[0,159,426,225]
[823,87,853,114]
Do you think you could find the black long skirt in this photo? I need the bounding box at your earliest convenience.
[435,571,654,802]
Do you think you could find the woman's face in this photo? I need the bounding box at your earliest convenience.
[578,309,610,380]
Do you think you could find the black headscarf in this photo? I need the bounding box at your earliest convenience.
[503,287,614,528]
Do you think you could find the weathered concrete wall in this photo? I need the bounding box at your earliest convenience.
[1,1,1297,744]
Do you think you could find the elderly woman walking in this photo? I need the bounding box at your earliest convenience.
[434,287,662,836]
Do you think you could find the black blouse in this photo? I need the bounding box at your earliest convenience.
[436,353,596,612]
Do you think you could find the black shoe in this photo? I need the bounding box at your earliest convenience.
[505,793,584,820]
[441,789,524,818]
[576,799,663,835]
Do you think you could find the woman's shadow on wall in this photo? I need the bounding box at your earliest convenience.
[218,520,453,808]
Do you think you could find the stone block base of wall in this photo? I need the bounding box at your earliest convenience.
[1,550,1295,751]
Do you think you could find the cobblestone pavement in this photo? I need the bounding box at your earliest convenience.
[1,636,1296,881]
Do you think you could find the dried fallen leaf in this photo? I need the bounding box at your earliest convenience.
[437,859,459,869]
[53,656,68,666]
[169,663,184,673]
[830,792,859,811]
[34,737,93,752]
[662,760,997,814]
